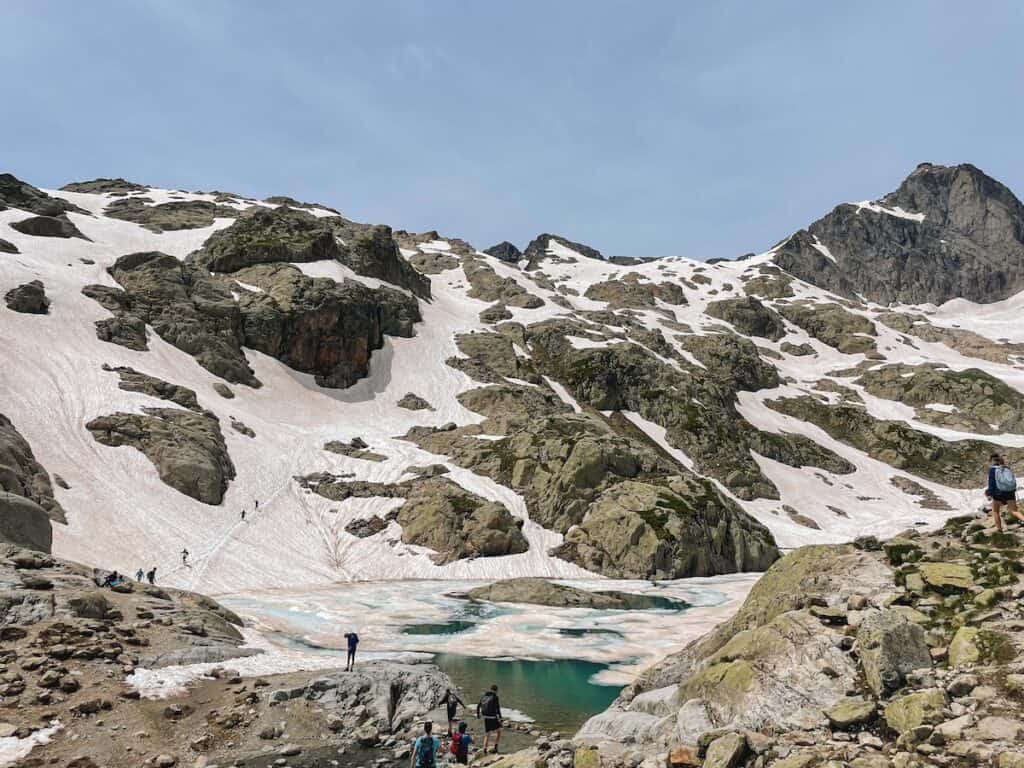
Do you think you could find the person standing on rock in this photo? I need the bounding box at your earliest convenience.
[181,548,190,566]
[440,688,465,736]
[135,568,144,582]
[476,684,502,754]
[410,721,439,768]
[986,453,1024,532]
[344,631,359,671]
[146,567,157,584]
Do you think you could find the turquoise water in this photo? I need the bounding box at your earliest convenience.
[432,653,622,733]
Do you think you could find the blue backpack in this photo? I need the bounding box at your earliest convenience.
[995,465,1018,493]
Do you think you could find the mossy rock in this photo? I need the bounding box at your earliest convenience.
[883,688,947,734]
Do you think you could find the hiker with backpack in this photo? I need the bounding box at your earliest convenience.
[986,453,1024,532]
[344,631,359,671]
[146,567,157,584]
[449,721,473,765]
[410,721,440,768]
[440,688,465,736]
[476,684,503,754]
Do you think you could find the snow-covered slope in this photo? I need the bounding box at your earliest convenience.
[2,169,1022,593]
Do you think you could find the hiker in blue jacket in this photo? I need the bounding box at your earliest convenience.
[344,631,359,671]
[986,453,1024,532]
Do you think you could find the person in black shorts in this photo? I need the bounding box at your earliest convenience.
[440,688,464,736]
[987,453,1024,532]
[476,684,502,753]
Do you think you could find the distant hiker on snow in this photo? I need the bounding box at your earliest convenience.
[410,721,439,768]
[440,688,465,736]
[146,567,157,584]
[181,548,190,566]
[476,684,502,753]
[135,568,144,582]
[241,508,246,521]
[344,631,359,671]
[986,453,1024,532]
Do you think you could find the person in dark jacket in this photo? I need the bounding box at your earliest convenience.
[440,688,464,736]
[476,684,502,753]
[986,453,1024,532]
[344,632,359,671]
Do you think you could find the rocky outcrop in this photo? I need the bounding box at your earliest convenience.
[104,197,239,232]
[192,205,430,298]
[4,280,50,314]
[776,302,878,355]
[466,578,687,610]
[584,273,686,309]
[298,475,528,564]
[86,408,235,504]
[463,255,544,308]
[675,333,780,392]
[101,364,201,411]
[766,395,1024,487]
[61,178,148,194]
[229,262,420,388]
[704,297,785,341]
[0,413,65,536]
[397,392,434,411]
[525,320,853,500]
[524,233,604,269]
[857,363,1024,434]
[0,173,86,215]
[484,241,522,263]
[773,163,1024,305]
[0,237,18,254]
[323,437,385,462]
[552,479,778,578]
[447,331,539,385]
[101,251,259,385]
[9,215,88,240]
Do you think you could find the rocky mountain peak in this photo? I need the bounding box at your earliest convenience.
[772,162,1024,305]
[523,232,605,269]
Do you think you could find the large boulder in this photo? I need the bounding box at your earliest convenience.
[856,609,932,696]
[86,408,235,504]
[551,479,779,579]
[4,280,50,314]
[0,494,52,553]
[0,173,86,215]
[704,296,786,340]
[9,215,87,240]
[0,413,65,526]
[467,578,685,610]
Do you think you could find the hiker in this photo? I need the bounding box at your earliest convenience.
[181,548,190,566]
[410,721,439,768]
[476,684,502,754]
[344,631,359,671]
[450,721,473,765]
[101,570,119,588]
[255,498,259,511]
[986,453,1024,532]
[146,567,157,585]
[135,568,144,582]
[440,688,465,736]
[241,508,246,521]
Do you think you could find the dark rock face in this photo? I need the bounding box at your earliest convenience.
[104,198,239,232]
[773,163,1024,304]
[523,233,604,269]
[4,280,50,314]
[705,296,786,340]
[193,205,430,299]
[675,333,780,392]
[61,178,148,194]
[483,241,522,263]
[101,364,201,411]
[102,252,259,385]
[0,238,18,254]
[345,515,388,538]
[9,215,88,240]
[86,408,235,504]
[776,302,878,355]
[231,263,420,388]
[0,173,87,215]
[584,273,686,309]
[462,256,544,308]
[0,413,64,549]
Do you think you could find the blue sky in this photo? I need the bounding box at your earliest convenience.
[3,1,1022,259]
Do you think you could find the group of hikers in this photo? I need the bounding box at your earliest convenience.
[411,685,504,766]
[178,499,260,568]
[95,566,157,588]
